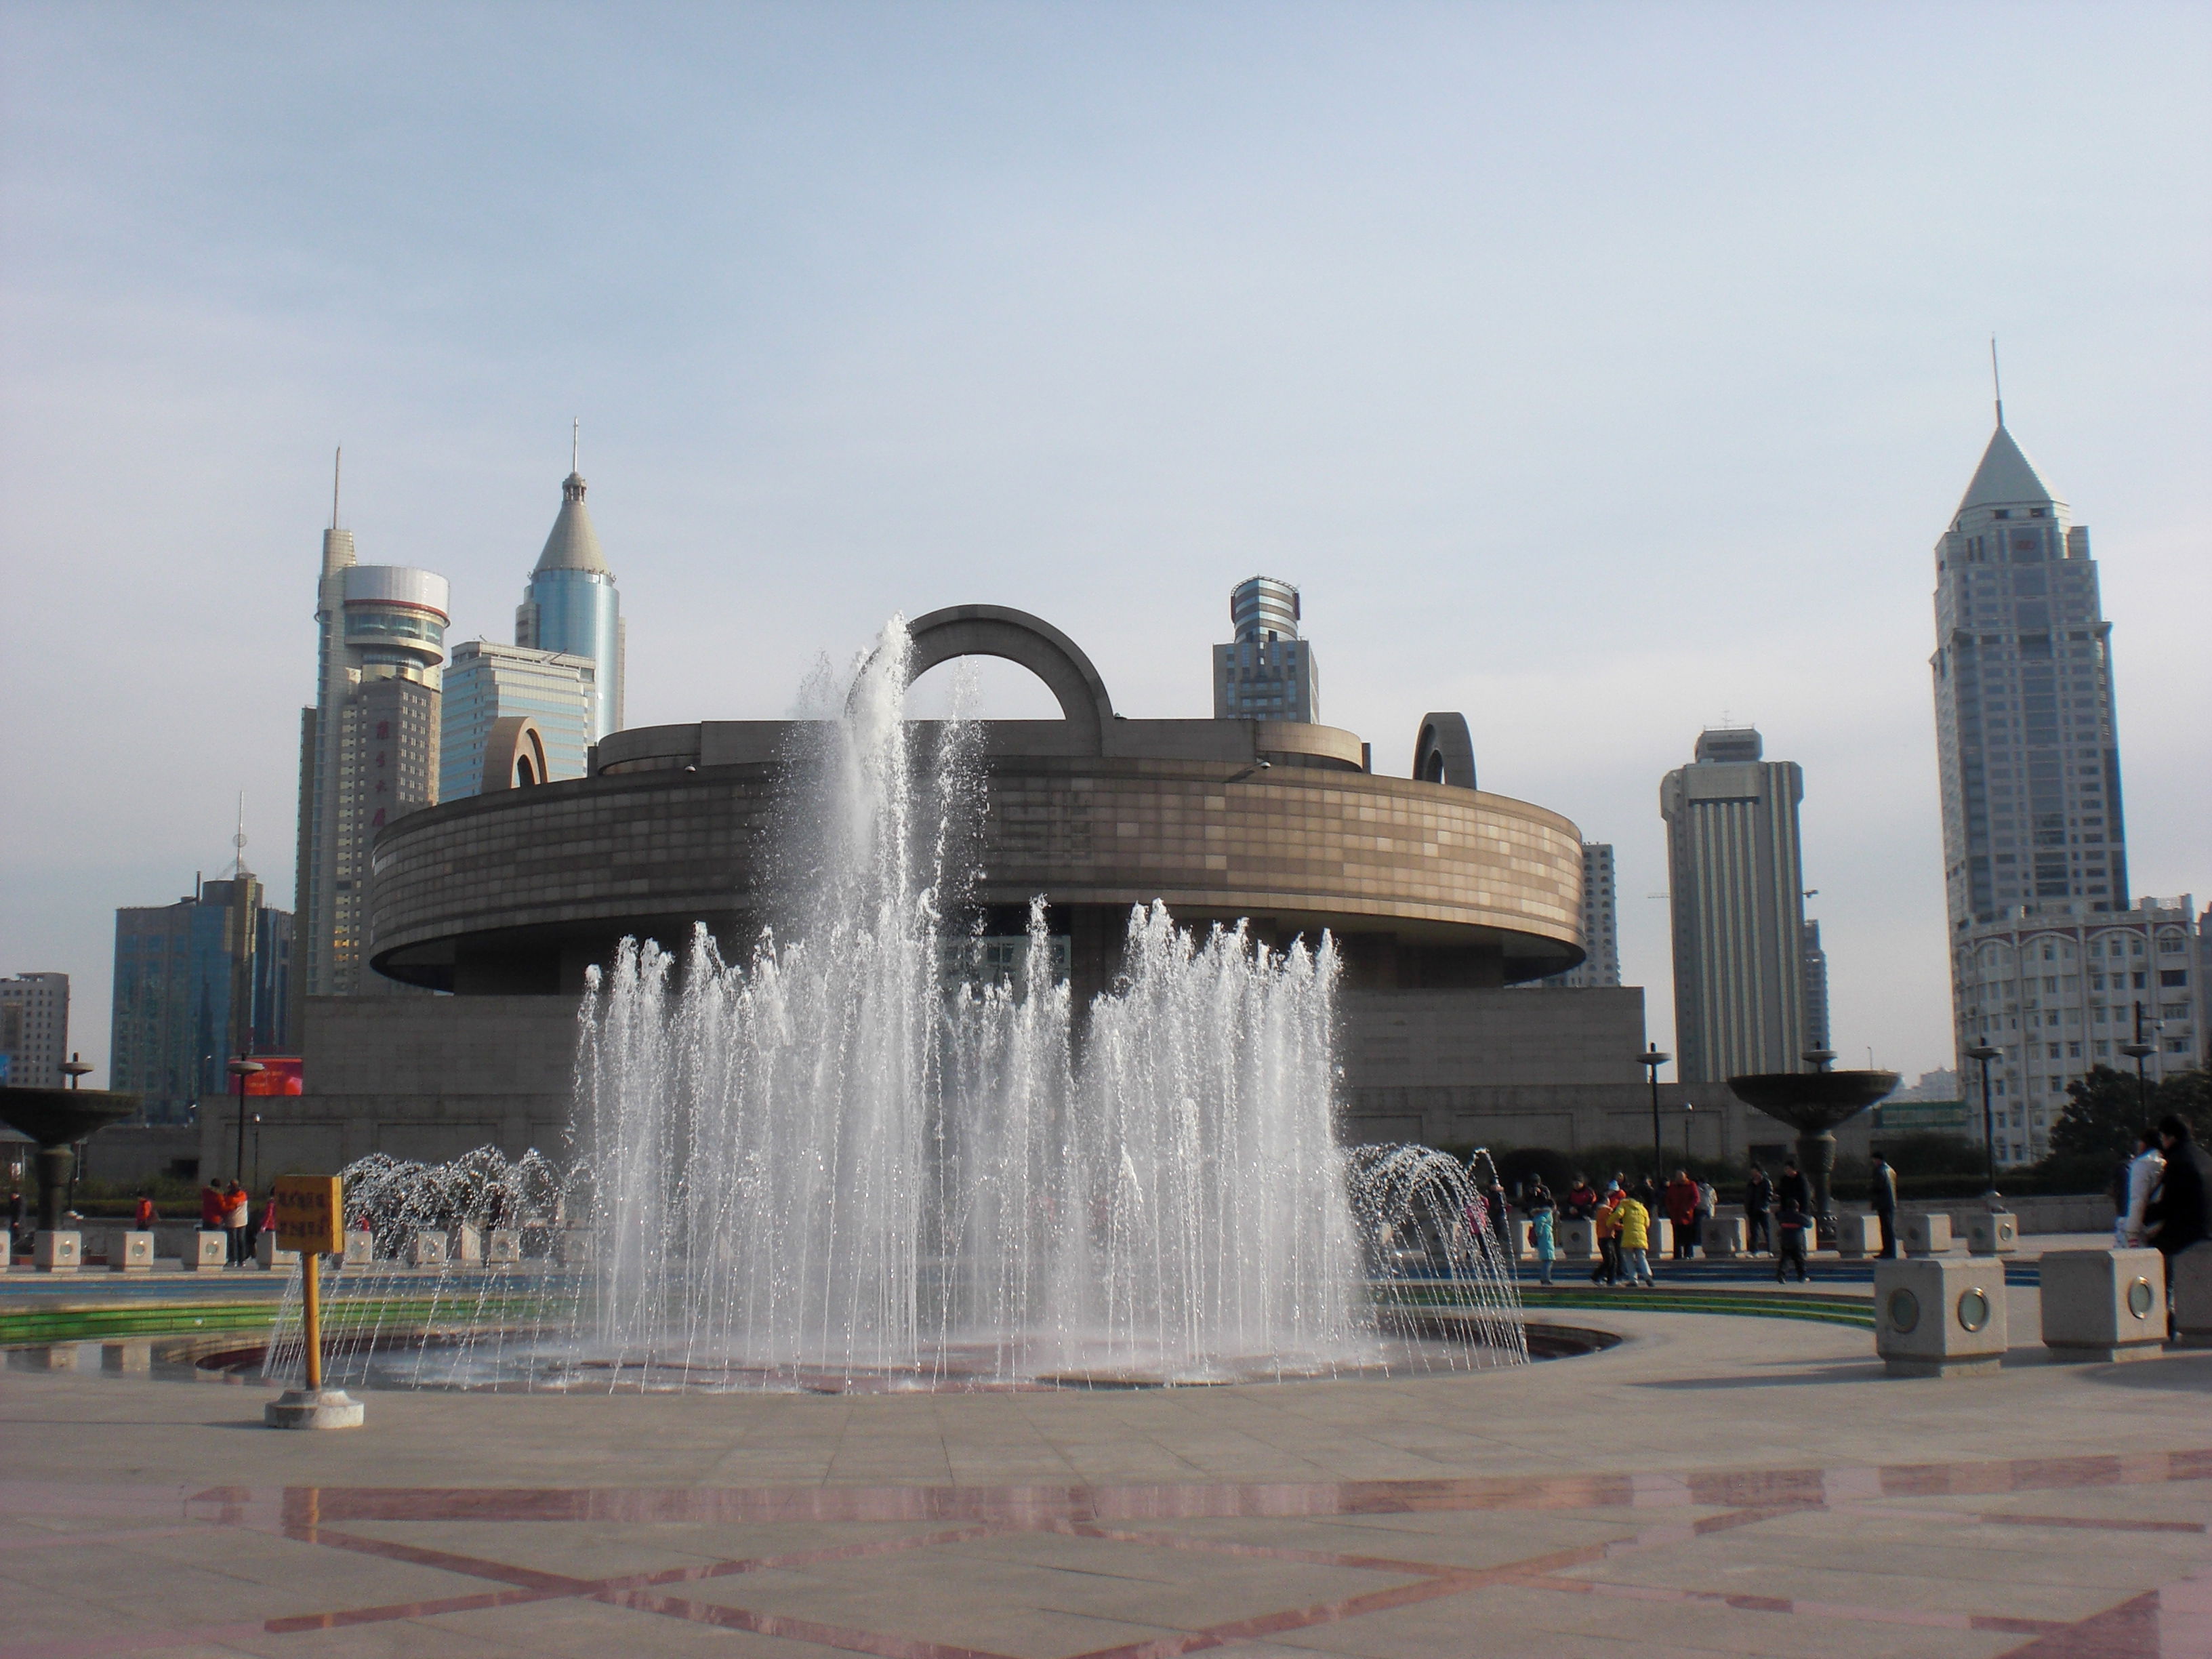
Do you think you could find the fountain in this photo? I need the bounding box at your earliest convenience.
[260,616,1528,1393]
[1726,1053,1898,1245]
[0,1086,140,1235]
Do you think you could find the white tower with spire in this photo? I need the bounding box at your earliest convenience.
[514,423,624,741]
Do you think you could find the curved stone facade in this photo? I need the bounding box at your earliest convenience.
[367,606,1586,998]
[370,749,1583,994]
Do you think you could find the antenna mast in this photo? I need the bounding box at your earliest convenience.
[1990,337,2004,428]
[572,417,579,474]
[332,447,342,529]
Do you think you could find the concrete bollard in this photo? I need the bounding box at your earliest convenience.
[254,1232,300,1271]
[554,1230,596,1267]
[2173,1241,2212,1348]
[1556,1218,1596,1263]
[33,1231,81,1273]
[1965,1212,2019,1256]
[1833,1214,1883,1258]
[1874,1256,2008,1377]
[485,1229,523,1267]
[1649,1218,1674,1257]
[407,1232,448,1269]
[1900,1213,1953,1257]
[2040,1248,2165,1363]
[113,1231,155,1273]
[342,1231,375,1267]
[182,1231,228,1271]
[1702,1216,1747,1258]
[449,1224,483,1265]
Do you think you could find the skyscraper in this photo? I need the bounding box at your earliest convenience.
[294,459,451,1007]
[1660,726,1811,1082]
[514,441,623,742]
[1212,576,1319,722]
[111,876,293,1124]
[0,972,69,1088]
[1536,844,1620,987]
[440,641,596,802]
[1930,401,2198,1162]
[1801,919,1831,1054]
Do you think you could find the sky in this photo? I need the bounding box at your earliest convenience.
[3,1,2207,1090]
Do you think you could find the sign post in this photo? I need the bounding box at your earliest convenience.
[264,1175,365,1430]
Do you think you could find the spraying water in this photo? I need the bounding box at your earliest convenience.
[264,617,1526,1391]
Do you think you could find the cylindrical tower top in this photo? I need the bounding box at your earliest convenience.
[1229,575,1300,642]
[342,565,450,670]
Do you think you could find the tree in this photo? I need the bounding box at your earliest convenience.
[2049,1065,2154,1164]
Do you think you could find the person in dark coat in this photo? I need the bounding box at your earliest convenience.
[1743,1165,1773,1255]
[1776,1160,1811,1214]
[2147,1115,2208,1260]
[1868,1155,1899,1259]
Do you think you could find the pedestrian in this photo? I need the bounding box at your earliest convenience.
[2146,1115,2207,1261]
[1525,1183,1557,1286]
[1777,1158,1811,1215]
[1869,1154,1900,1259]
[258,1190,279,1259]
[1616,1188,1656,1286]
[2116,1128,2164,1248]
[1696,1177,1718,1247]
[1665,1170,1700,1261]
[1775,1197,1811,1284]
[133,1193,157,1229]
[7,1187,24,1250]
[1486,1175,1513,1261]
[1744,1164,1773,1255]
[1591,1183,1624,1286]
[223,1180,250,1265]
[201,1178,225,1235]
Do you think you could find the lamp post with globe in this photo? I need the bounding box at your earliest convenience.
[1965,1040,2001,1200]
[1639,1044,1670,1183]
[2119,1002,2156,1121]
[228,1057,264,1186]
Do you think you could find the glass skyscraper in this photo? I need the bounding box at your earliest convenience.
[111,876,293,1124]
[515,464,623,741]
[441,640,596,801]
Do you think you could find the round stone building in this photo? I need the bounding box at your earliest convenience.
[367,606,1588,1003]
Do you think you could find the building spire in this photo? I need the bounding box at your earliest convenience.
[571,417,579,475]
[231,792,253,879]
[1990,337,2004,428]
[332,446,342,529]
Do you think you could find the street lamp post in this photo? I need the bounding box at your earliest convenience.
[1640,1044,1671,1182]
[227,1057,264,1184]
[59,1054,93,1209]
[1682,1101,1695,1162]
[1966,1041,2001,1199]
[2119,1002,2156,1122]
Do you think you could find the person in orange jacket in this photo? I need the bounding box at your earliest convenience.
[1589,1183,1624,1286]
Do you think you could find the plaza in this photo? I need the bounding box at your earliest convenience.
[3,1240,2207,1659]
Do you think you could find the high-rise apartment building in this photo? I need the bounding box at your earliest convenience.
[514,453,623,742]
[110,876,293,1124]
[1212,576,1319,722]
[440,641,596,802]
[0,972,69,1088]
[1536,844,1620,987]
[1927,405,2194,1161]
[294,468,450,1008]
[1660,726,1810,1082]
[1802,920,1831,1054]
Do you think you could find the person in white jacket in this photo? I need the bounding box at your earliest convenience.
[2117,1128,2165,1248]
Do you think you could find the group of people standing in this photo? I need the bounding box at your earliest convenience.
[199,1178,274,1265]
[2114,1115,2208,1267]
[1509,1160,1830,1287]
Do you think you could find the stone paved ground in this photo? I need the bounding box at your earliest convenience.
[1,1286,2207,1658]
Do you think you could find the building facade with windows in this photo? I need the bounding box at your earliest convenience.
[1661,726,1811,1083]
[1536,844,1620,987]
[1212,576,1319,722]
[440,641,596,802]
[110,877,293,1124]
[0,972,69,1088]
[514,464,623,742]
[1952,897,2199,1165]
[293,499,450,1009]
[1802,920,1832,1054]
[1925,407,2192,1162]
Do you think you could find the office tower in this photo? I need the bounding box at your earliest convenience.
[1536,844,1620,987]
[0,972,69,1088]
[440,641,596,802]
[1801,920,1831,1053]
[514,444,623,741]
[1212,576,1319,722]
[110,877,293,1124]
[1660,726,1810,1082]
[1927,401,2190,1160]
[294,462,451,1006]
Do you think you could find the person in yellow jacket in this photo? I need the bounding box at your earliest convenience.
[1615,1193,1656,1286]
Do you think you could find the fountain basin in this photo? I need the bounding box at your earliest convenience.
[0,1087,140,1233]
[1726,1069,1898,1240]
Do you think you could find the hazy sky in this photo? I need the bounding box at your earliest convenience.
[3,3,2207,1089]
